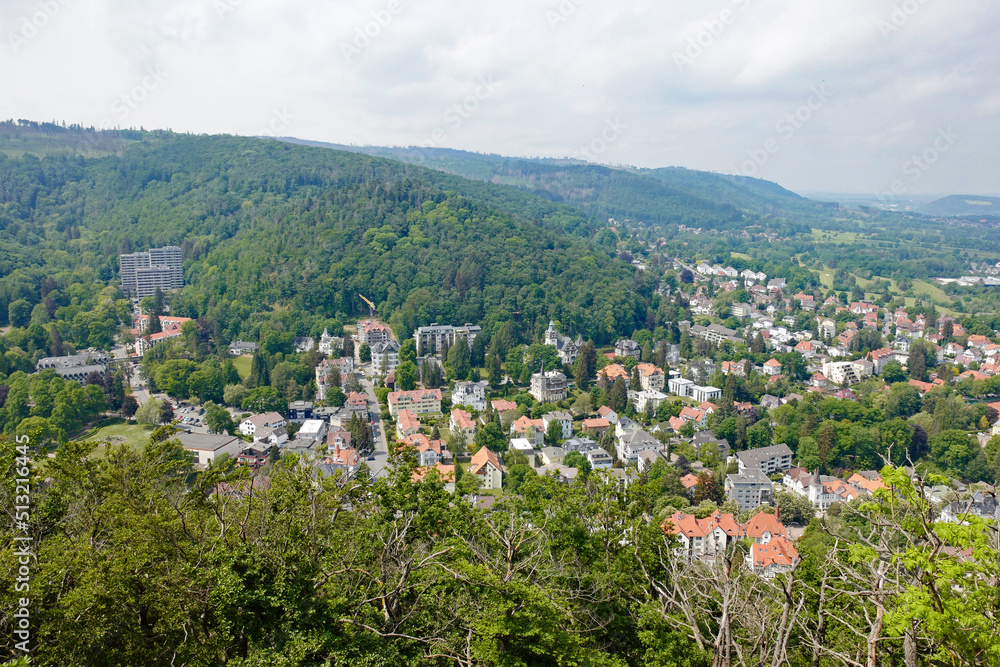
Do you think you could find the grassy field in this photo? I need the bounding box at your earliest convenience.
[233,355,252,379]
[76,419,155,457]
[730,252,752,261]
[809,229,868,244]
[911,279,951,302]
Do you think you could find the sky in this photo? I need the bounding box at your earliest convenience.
[2,0,999,196]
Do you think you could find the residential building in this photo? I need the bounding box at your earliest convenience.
[692,431,731,459]
[662,510,742,559]
[176,432,243,467]
[254,426,287,447]
[357,319,391,345]
[541,410,574,439]
[736,444,794,475]
[413,323,482,356]
[748,536,799,578]
[614,339,641,360]
[491,399,518,417]
[297,419,327,443]
[822,360,863,386]
[940,493,998,523]
[599,363,631,388]
[402,433,445,467]
[228,341,259,355]
[129,314,193,355]
[387,388,442,416]
[315,357,354,401]
[450,408,477,445]
[396,409,422,440]
[370,340,401,375]
[529,370,568,403]
[731,303,753,318]
[316,445,361,479]
[239,412,287,438]
[35,351,109,382]
[287,401,314,422]
[562,436,599,452]
[847,471,887,494]
[235,444,273,471]
[452,381,489,411]
[469,447,505,490]
[725,469,773,511]
[346,392,369,416]
[807,476,862,510]
[294,337,315,353]
[637,362,665,391]
[586,447,613,469]
[616,428,660,463]
[543,321,582,365]
[120,245,183,297]
[539,447,565,466]
[630,389,667,414]
[581,417,611,435]
[411,463,456,492]
[679,406,707,427]
[668,377,695,397]
[511,415,545,446]
[690,385,722,403]
[317,328,343,356]
[637,449,667,473]
[689,323,743,345]
[326,428,352,451]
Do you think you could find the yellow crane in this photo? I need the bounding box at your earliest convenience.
[359,294,376,317]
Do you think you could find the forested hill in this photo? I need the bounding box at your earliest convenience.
[276,139,755,228]
[0,126,651,345]
[277,138,837,228]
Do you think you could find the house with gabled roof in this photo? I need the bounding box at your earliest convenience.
[450,408,477,445]
[470,446,506,490]
[239,412,286,437]
[412,463,456,492]
[748,536,799,578]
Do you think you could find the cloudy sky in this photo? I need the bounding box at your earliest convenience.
[2,0,998,196]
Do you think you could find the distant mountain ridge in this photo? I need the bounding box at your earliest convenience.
[917,195,1000,217]
[276,138,838,227]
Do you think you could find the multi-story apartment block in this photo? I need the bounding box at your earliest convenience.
[736,444,794,475]
[120,246,184,297]
[452,380,488,411]
[387,388,443,416]
[413,323,482,356]
[725,469,773,511]
[370,340,401,375]
[358,320,391,345]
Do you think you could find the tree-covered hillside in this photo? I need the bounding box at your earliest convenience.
[0,126,651,345]
[278,140,757,229]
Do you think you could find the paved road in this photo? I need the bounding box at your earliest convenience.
[360,368,391,479]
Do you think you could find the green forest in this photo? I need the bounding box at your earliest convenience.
[2,435,998,667]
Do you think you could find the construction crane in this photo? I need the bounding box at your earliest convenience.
[359,294,376,317]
